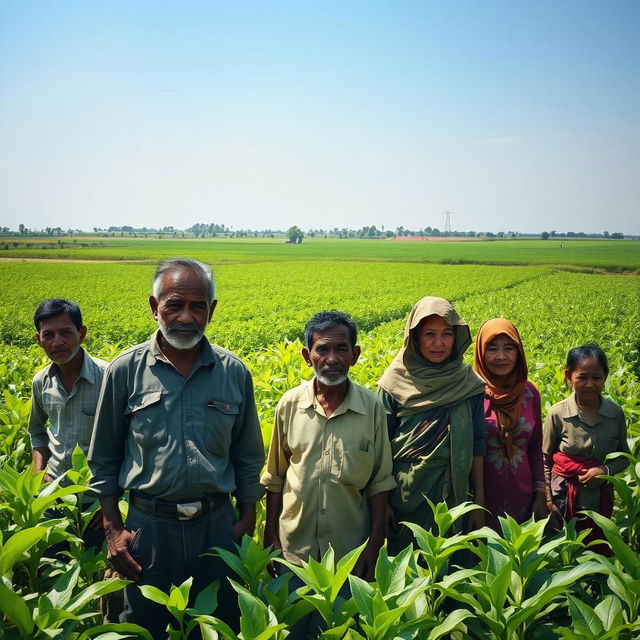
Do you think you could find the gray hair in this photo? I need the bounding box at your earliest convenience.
[152,258,216,302]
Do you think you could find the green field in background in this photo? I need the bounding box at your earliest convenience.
[1,236,638,271]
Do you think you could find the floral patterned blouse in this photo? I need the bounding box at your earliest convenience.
[483,381,545,529]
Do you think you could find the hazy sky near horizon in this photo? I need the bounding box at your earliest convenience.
[1,1,639,234]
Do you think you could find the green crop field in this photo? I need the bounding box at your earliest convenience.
[1,235,639,271]
[1,239,639,638]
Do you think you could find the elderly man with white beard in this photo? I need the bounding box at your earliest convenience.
[88,258,264,638]
[261,311,395,593]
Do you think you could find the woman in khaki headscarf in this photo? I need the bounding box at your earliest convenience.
[378,297,487,553]
[473,318,548,531]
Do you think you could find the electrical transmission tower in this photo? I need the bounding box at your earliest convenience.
[443,211,453,236]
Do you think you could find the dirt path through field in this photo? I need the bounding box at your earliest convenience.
[0,257,147,263]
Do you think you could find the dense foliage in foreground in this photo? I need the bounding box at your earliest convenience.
[0,258,639,637]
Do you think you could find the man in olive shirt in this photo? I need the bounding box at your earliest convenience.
[261,311,395,582]
[88,258,264,637]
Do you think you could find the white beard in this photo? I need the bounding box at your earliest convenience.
[158,318,204,350]
[315,371,348,386]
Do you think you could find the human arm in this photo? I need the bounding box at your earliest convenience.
[229,369,265,517]
[468,456,486,530]
[467,394,486,530]
[260,397,290,574]
[527,385,549,520]
[28,377,54,482]
[378,390,400,537]
[100,495,141,581]
[32,447,53,482]
[541,411,563,529]
[264,491,283,577]
[353,492,387,581]
[602,406,631,476]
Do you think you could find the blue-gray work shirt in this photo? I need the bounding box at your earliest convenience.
[88,331,264,503]
[29,349,107,480]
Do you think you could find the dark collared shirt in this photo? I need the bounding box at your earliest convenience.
[88,331,264,502]
[29,349,107,479]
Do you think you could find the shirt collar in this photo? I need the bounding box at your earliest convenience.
[564,391,616,419]
[148,329,215,368]
[563,392,581,418]
[302,378,368,416]
[46,348,97,385]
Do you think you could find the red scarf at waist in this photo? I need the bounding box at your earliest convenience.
[552,452,613,520]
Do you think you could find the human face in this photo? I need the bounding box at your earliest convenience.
[302,325,361,387]
[483,334,519,380]
[416,315,455,364]
[36,313,86,365]
[565,358,606,403]
[150,269,216,351]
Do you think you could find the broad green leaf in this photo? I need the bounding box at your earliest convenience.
[0,525,47,575]
[427,609,472,639]
[188,580,219,616]
[566,594,605,636]
[0,581,34,636]
[594,594,622,630]
[48,563,81,610]
[139,584,170,606]
[78,622,154,640]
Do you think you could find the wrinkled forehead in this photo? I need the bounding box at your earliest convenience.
[158,267,210,299]
[312,324,352,345]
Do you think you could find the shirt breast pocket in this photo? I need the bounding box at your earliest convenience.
[205,400,239,456]
[127,391,167,449]
[339,441,374,489]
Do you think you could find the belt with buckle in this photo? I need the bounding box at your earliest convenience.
[129,491,228,520]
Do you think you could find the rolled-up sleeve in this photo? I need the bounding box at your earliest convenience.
[88,361,128,498]
[364,400,396,498]
[28,378,50,450]
[230,369,265,503]
[260,397,288,493]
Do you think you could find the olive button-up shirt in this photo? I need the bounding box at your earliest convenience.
[88,331,264,503]
[261,379,396,565]
[542,392,630,475]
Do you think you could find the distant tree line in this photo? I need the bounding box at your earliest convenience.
[2,223,629,240]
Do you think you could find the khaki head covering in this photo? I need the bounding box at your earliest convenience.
[378,296,485,416]
[473,318,528,459]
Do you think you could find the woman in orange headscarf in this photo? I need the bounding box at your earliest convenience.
[474,318,548,530]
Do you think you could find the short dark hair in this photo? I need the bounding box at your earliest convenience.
[153,258,216,302]
[34,298,83,331]
[304,311,357,349]
[565,343,609,377]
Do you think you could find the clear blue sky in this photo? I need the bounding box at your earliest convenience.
[1,1,638,234]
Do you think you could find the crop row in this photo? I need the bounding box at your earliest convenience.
[0,261,548,353]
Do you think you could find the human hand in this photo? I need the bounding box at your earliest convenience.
[233,514,257,540]
[263,529,282,578]
[467,506,486,532]
[532,494,549,521]
[87,508,104,530]
[42,473,54,484]
[353,543,379,582]
[384,503,398,540]
[105,527,141,582]
[546,501,563,531]
[578,466,606,489]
